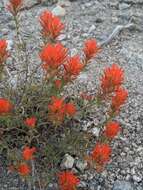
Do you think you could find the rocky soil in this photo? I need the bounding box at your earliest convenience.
[0,0,143,189]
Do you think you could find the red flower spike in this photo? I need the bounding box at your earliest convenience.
[0,40,8,64]
[24,117,37,128]
[48,96,65,113]
[90,143,111,166]
[18,163,30,176]
[7,0,23,15]
[40,43,68,70]
[58,171,80,190]
[0,98,13,115]
[48,96,66,124]
[64,55,83,80]
[65,103,76,116]
[104,121,121,139]
[83,39,101,61]
[22,146,36,161]
[39,10,64,40]
[101,64,124,94]
[111,87,128,113]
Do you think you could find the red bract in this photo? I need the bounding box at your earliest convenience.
[48,96,66,124]
[0,39,8,64]
[111,87,128,113]
[90,143,111,166]
[64,55,83,81]
[58,171,80,190]
[22,146,36,161]
[101,64,124,94]
[83,39,101,61]
[65,103,76,116]
[7,0,23,15]
[55,79,62,89]
[24,117,37,128]
[40,43,68,70]
[39,10,64,40]
[104,121,120,139]
[18,163,30,176]
[0,98,13,115]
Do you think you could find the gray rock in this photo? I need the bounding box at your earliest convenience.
[136,186,143,190]
[60,154,74,169]
[113,181,134,190]
[121,0,143,4]
[88,180,99,190]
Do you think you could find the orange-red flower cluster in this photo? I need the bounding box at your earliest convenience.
[83,39,101,61]
[101,64,124,94]
[0,39,8,65]
[104,121,120,139]
[40,43,68,71]
[7,0,23,15]
[39,10,64,40]
[0,98,13,115]
[24,117,37,128]
[65,103,76,116]
[58,171,80,190]
[48,96,76,124]
[40,43,84,82]
[111,87,128,113]
[64,55,83,81]
[18,163,30,176]
[22,146,36,161]
[90,143,111,167]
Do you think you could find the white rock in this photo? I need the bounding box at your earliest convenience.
[78,73,88,82]
[78,181,87,188]
[6,40,13,50]
[52,5,66,17]
[70,48,78,56]
[90,127,100,137]
[76,160,87,172]
[58,34,66,41]
[88,24,96,33]
[133,175,142,182]
[60,154,74,169]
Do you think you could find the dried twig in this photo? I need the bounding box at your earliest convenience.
[31,160,36,190]
[100,23,135,47]
[4,66,12,79]
[20,1,42,12]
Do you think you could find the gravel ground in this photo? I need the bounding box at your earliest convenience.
[0,0,143,189]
